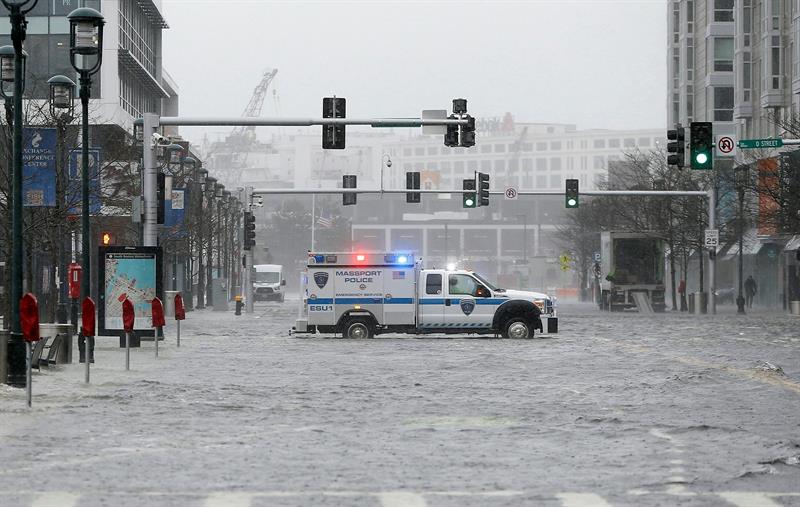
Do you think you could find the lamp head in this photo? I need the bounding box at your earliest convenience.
[48,74,76,110]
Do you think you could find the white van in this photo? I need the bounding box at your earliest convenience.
[253,264,285,302]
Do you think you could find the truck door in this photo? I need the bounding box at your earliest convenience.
[418,271,445,327]
[445,273,495,328]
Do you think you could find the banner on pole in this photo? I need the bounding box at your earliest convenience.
[22,128,57,207]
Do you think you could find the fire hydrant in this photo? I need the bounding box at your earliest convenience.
[234,295,243,316]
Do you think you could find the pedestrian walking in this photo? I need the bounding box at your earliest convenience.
[744,275,757,309]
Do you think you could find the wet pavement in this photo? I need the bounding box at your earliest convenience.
[1,301,799,506]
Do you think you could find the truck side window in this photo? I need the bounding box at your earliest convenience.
[426,274,442,295]
[448,274,479,296]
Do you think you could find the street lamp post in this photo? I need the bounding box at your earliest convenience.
[222,190,231,293]
[68,7,104,364]
[180,155,196,309]
[48,75,76,325]
[215,184,224,286]
[195,168,208,309]
[0,0,36,386]
[735,166,748,315]
[204,176,217,307]
[162,144,183,292]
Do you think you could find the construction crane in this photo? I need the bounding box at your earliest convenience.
[207,68,278,187]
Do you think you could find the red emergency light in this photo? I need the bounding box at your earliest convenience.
[355,254,366,262]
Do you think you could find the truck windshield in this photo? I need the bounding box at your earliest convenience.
[472,272,500,291]
[254,272,280,283]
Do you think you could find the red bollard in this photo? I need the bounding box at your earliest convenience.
[81,297,96,383]
[151,297,165,357]
[174,293,185,347]
[20,293,40,407]
[122,298,135,370]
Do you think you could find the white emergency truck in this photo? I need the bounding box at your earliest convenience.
[293,252,557,338]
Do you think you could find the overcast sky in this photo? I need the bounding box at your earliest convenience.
[161,0,666,144]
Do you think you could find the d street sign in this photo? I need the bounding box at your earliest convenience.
[738,138,783,149]
[504,187,518,200]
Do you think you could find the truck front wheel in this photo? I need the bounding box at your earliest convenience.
[342,318,373,339]
[502,317,533,339]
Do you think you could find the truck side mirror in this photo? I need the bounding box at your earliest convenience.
[281,279,286,286]
[475,286,490,298]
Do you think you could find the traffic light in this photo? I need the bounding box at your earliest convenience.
[444,114,459,147]
[462,178,476,208]
[342,174,357,206]
[667,124,686,169]
[477,172,489,207]
[565,178,579,208]
[406,171,421,203]
[460,114,476,148]
[322,96,346,149]
[690,121,713,170]
[100,231,113,246]
[243,211,256,250]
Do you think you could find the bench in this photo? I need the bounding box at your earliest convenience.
[29,337,48,370]
[39,334,62,368]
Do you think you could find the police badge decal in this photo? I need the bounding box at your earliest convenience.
[460,298,475,316]
[314,272,329,289]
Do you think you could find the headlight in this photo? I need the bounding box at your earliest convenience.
[533,299,545,311]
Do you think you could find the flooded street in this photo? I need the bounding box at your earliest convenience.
[1,302,799,506]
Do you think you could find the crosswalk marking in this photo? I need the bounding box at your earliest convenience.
[556,493,614,507]
[717,492,784,507]
[203,492,256,507]
[30,492,79,507]
[377,492,429,507]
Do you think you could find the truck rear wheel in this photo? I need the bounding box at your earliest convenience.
[502,317,533,339]
[342,318,373,339]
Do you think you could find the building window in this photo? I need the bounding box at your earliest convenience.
[467,160,478,171]
[593,139,605,149]
[403,148,412,157]
[713,86,734,121]
[550,141,562,151]
[495,160,506,172]
[609,139,620,148]
[550,158,562,171]
[624,138,636,148]
[415,147,425,156]
[638,138,651,147]
[536,158,547,171]
[428,147,438,156]
[536,142,547,151]
[714,0,734,22]
[714,37,733,71]
[536,175,547,188]
[481,160,492,171]
[549,174,561,189]
[593,156,605,170]
[494,144,506,153]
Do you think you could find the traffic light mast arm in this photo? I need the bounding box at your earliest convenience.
[251,188,708,197]
[141,117,471,128]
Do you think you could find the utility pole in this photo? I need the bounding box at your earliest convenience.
[244,186,254,314]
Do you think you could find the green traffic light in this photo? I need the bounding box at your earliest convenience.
[567,198,577,207]
[465,197,474,207]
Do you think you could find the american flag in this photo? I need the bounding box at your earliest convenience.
[316,209,333,228]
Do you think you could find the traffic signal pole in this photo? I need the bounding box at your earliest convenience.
[243,186,254,314]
